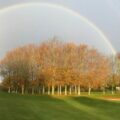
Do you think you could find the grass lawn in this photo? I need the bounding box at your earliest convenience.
[0,92,120,120]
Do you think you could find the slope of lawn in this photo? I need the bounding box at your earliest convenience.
[0,92,120,120]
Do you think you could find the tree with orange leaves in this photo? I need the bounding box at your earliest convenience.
[0,39,111,95]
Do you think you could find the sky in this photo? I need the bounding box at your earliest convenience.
[0,0,120,58]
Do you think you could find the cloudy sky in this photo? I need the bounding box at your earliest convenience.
[0,0,120,58]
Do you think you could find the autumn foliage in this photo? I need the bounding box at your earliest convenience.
[0,40,111,95]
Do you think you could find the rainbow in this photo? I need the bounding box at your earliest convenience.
[0,2,116,55]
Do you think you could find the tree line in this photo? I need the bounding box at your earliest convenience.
[0,39,119,95]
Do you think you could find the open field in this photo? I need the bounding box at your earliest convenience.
[0,92,120,120]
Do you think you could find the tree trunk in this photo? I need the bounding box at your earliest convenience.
[52,85,55,95]
[59,85,62,95]
[88,85,91,95]
[74,85,77,95]
[32,87,34,95]
[15,87,18,94]
[8,87,11,93]
[112,85,114,95]
[103,87,105,95]
[22,85,24,95]
[15,90,17,94]
[42,85,45,94]
[48,86,50,95]
[69,85,72,95]
[38,86,41,94]
[78,85,81,95]
[57,85,60,95]
[64,85,67,95]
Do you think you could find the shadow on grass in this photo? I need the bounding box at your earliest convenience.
[69,96,120,120]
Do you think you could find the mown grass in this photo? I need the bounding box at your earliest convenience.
[0,92,120,120]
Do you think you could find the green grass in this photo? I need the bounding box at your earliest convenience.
[0,92,120,120]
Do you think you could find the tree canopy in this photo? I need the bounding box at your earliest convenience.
[0,40,112,95]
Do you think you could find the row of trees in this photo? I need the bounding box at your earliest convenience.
[0,40,118,95]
